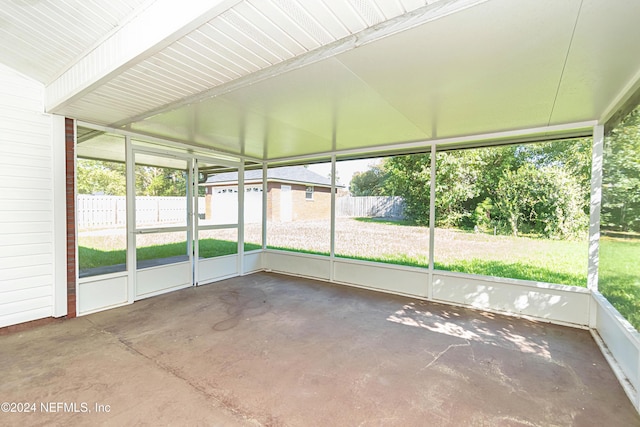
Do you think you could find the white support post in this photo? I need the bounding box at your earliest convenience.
[262,163,268,251]
[192,159,199,285]
[330,155,337,282]
[588,125,604,291]
[588,125,604,327]
[73,120,80,316]
[238,161,245,275]
[187,159,194,283]
[428,143,437,299]
[125,136,136,303]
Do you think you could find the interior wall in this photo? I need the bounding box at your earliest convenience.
[0,63,61,327]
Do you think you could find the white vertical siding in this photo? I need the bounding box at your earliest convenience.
[0,63,57,327]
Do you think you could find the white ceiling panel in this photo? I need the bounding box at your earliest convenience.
[127,0,586,156]
[336,0,581,138]
[400,0,429,12]
[275,0,351,41]
[247,0,321,50]
[0,0,148,84]
[169,39,237,83]
[214,9,294,65]
[129,97,340,160]
[146,52,217,92]
[180,31,253,78]
[374,1,406,19]
[49,0,476,131]
[2,0,639,162]
[130,57,429,159]
[347,0,385,26]
[551,0,640,124]
[258,0,333,47]
[320,1,369,34]
[76,129,126,163]
[142,58,210,93]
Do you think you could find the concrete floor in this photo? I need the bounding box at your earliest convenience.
[1,273,639,426]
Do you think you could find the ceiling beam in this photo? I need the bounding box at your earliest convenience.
[76,120,262,164]
[45,0,242,113]
[264,121,596,164]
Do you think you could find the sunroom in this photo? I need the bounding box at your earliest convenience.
[1,0,639,424]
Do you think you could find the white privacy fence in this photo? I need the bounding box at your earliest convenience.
[77,196,127,228]
[77,195,205,229]
[336,196,405,218]
[78,195,403,228]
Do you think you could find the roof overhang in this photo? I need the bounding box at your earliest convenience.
[205,178,336,189]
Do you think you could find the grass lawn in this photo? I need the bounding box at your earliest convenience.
[598,237,640,330]
[332,245,586,287]
[354,217,416,227]
[434,237,588,287]
[339,219,589,285]
[78,219,639,331]
[79,239,261,270]
[270,220,589,286]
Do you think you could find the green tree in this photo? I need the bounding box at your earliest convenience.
[433,145,524,229]
[379,139,590,237]
[383,154,431,225]
[350,164,386,196]
[434,149,480,228]
[78,159,189,197]
[493,164,587,238]
[76,159,126,195]
[602,106,640,232]
[517,138,592,208]
[135,166,187,197]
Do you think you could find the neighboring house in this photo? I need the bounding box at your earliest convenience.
[202,166,340,223]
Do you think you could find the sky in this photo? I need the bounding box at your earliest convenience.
[307,158,381,189]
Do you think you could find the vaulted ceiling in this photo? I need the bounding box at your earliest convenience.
[1,0,640,161]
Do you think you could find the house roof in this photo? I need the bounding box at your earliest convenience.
[2,1,640,163]
[204,166,338,188]
[204,166,341,187]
